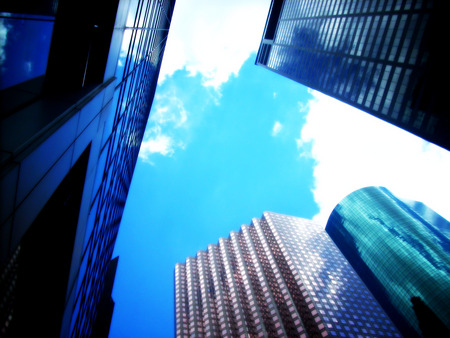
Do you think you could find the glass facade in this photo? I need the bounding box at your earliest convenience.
[326,186,450,337]
[256,0,450,151]
[68,2,174,335]
[0,1,175,337]
[175,212,400,337]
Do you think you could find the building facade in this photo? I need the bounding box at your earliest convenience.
[0,0,175,336]
[175,212,400,337]
[326,186,450,337]
[256,0,449,151]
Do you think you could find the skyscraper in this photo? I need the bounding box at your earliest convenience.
[175,212,400,337]
[256,0,449,151]
[0,0,175,336]
[325,186,450,337]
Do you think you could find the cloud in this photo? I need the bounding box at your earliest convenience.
[140,130,174,158]
[139,0,272,163]
[139,90,188,163]
[299,90,450,225]
[159,0,271,89]
[272,121,283,136]
[151,93,187,127]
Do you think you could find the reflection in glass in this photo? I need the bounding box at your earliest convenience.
[0,12,54,90]
[326,186,450,337]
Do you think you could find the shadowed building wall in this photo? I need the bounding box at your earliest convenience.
[0,1,175,336]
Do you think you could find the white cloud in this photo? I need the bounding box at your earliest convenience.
[151,94,187,127]
[140,132,174,158]
[159,0,271,89]
[272,121,283,136]
[299,90,450,225]
[138,90,189,163]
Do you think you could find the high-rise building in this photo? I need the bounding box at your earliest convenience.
[325,186,450,337]
[175,212,400,337]
[0,0,175,336]
[256,0,449,151]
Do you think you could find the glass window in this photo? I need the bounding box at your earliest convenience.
[0,12,54,90]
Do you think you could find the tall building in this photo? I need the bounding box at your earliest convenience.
[175,212,400,337]
[325,186,450,337]
[256,0,449,151]
[0,0,175,336]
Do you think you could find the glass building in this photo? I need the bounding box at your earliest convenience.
[326,186,450,337]
[256,0,449,151]
[0,0,175,336]
[175,212,400,337]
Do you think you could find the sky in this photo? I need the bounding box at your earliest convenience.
[109,1,450,337]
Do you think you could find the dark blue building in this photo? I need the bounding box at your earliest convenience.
[257,0,450,151]
[325,186,450,337]
[0,0,175,336]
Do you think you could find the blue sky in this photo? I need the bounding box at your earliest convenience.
[109,1,450,337]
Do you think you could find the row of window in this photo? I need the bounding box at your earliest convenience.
[281,0,429,20]
[265,43,424,129]
[275,11,426,65]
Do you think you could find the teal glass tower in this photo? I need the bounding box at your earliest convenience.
[257,0,450,151]
[325,186,450,337]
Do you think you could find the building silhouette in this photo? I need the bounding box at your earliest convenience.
[0,0,175,336]
[175,212,400,337]
[256,0,449,151]
[325,186,450,337]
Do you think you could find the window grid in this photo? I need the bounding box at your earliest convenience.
[255,0,443,148]
[175,212,400,337]
[69,1,174,336]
